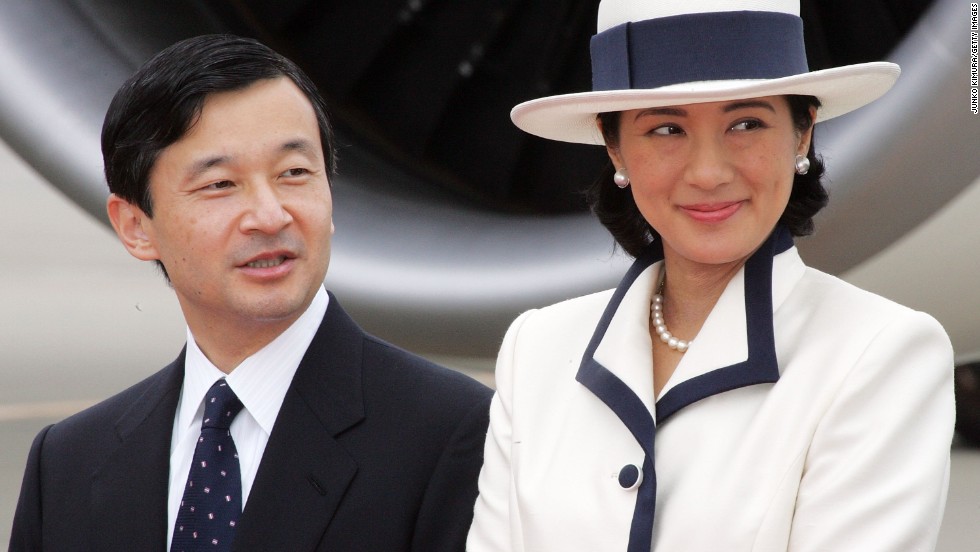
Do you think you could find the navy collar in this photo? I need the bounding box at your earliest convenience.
[577,225,794,424]
[574,226,793,552]
[657,227,793,422]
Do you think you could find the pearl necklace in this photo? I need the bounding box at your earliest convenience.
[651,274,692,353]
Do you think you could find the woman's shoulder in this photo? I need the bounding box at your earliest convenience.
[776,263,951,400]
[508,287,616,341]
[537,287,616,317]
[496,288,618,385]
[794,264,948,341]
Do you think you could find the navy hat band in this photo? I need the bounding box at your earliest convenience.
[591,11,810,91]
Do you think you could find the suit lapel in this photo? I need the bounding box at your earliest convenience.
[90,353,184,552]
[235,296,364,550]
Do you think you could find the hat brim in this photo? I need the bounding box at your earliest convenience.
[511,62,900,145]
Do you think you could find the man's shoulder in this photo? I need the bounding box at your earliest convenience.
[319,292,491,406]
[43,361,180,446]
[360,333,492,405]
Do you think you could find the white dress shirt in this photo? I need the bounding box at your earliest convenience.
[166,286,329,546]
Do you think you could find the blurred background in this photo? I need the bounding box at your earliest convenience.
[1,1,978,549]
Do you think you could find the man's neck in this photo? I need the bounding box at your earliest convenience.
[190,316,300,374]
[176,287,327,374]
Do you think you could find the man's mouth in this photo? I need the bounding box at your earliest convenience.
[245,255,287,269]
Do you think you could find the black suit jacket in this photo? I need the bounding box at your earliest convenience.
[9,293,492,551]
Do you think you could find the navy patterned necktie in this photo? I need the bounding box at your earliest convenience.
[171,379,245,552]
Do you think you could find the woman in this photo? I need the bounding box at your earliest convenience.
[467,1,954,551]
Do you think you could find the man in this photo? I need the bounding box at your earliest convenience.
[10,34,491,551]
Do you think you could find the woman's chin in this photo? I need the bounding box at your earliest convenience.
[663,237,760,268]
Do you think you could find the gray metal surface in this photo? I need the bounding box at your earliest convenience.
[798,0,980,273]
[0,0,973,357]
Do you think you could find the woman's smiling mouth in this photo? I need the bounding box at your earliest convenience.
[680,201,744,223]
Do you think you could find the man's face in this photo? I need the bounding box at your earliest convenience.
[123,77,334,336]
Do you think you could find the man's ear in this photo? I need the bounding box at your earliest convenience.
[106,194,160,261]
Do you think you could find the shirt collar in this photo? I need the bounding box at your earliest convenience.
[177,286,329,436]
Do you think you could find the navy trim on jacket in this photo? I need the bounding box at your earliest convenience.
[575,226,793,552]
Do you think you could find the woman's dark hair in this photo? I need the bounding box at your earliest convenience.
[101,34,337,218]
[587,95,827,258]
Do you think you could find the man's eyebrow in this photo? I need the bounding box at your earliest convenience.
[187,155,230,180]
[184,139,319,179]
[281,138,317,155]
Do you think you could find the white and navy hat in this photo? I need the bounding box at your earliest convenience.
[512,0,900,145]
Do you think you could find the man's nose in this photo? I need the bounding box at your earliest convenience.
[240,182,293,234]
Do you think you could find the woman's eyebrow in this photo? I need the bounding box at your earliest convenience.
[633,107,687,121]
[722,100,776,113]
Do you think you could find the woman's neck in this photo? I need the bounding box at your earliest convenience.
[658,253,746,342]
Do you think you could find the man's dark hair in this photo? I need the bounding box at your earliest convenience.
[101,34,337,217]
[588,95,828,258]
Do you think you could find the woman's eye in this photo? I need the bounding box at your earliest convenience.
[731,119,764,131]
[651,124,683,136]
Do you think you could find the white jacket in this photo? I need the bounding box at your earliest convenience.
[468,228,954,552]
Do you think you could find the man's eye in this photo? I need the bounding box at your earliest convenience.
[207,180,234,190]
[282,168,309,177]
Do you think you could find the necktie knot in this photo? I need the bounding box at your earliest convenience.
[202,380,243,430]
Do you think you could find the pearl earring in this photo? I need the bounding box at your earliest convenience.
[794,154,810,175]
[613,168,630,188]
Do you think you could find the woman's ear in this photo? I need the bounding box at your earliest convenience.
[607,146,625,170]
[799,106,818,155]
[597,118,625,168]
[106,194,160,262]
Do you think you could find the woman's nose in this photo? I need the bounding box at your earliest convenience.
[683,138,733,190]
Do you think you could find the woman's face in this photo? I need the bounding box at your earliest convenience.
[606,96,812,269]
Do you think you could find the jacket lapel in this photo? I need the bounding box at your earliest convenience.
[574,227,795,552]
[235,295,364,551]
[579,226,797,426]
[575,242,663,552]
[90,353,184,552]
[655,227,794,422]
